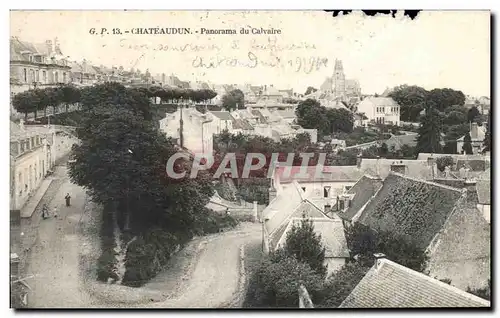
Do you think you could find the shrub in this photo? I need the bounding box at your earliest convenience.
[244,251,324,308]
[237,178,269,205]
[96,207,118,283]
[192,208,238,235]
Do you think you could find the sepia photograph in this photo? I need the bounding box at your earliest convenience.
[8,10,491,309]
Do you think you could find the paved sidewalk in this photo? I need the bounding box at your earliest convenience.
[21,179,53,218]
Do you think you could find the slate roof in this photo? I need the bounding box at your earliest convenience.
[274,165,370,183]
[362,97,400,108]
[275,110,296,119]
[339,175,383,221]
[232,118,254,130]
[269,200,329,251]
[456,159,488,172]
[285,217,350,258]
[210,111,235,121]
[251,110,267,123]
[263,182,305,236]
[339,258,490,308]
[356,173,464,250]
[427,206,490,290]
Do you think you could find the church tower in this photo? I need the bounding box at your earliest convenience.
[332,59,346,98]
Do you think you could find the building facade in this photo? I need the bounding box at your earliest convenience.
[356,97,401,126]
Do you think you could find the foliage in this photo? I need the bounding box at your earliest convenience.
[237,178,270,205]
[315,262,371,308]
[466,279,491,301]
[416,105,443,154]
[296,99,354,137]
[436,156,454,172]
[96,207,119,282]
[443,124,469,154]
[388,85,428,122]
[467,106,481,123]
[284,217,327,277]
[426,88,466,111]
[244,250,325,308]
[192,208,239,236]
[221,89,245,111]
[462,133,473,154]
[345,223,429,273]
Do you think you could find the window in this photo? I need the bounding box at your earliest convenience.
[324,186,331,198]
[55,72,59,83]
[31,137,34,147]
[23,68,27,82]
[338,200,344,210]
[36,70,39,82]
[42,71,47,83]
[301,187,306,192]
[63,72,66,83]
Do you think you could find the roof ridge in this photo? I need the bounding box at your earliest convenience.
[388,172,463,193]
[380,259,490,306]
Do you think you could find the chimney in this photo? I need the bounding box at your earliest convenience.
[427,156,435,167]
[444,166,451,178]
[356,153,362,168]
[373,253,386,269]
[45,40,53,55]
[471,122,479,139]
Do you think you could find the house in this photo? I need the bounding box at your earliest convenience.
[159,107,214,154]
[476,169,490,223]
[457,122,487,154]
[208,111,235,134]
[257,85,283,104]
[356,97,401,126]
[417,153,490,178]
[271,164,370,212]
[10,120,55,211]
[231,118,254,135]
[339,256,490,308]
[381,133,418,151]
[356,156,434,180]
[10,36,71,112]
[342,172,490,290]
[273,109,297,124]
[262,181,350,277]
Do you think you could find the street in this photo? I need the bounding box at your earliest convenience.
[23,164,262,308]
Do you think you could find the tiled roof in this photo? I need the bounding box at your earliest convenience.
[250,110,267,123]
[286,217,350,258]
[357,173,464,250]
[232,118,254,130]
[417,153,488,162]
[274,165,369,183]
[476,179,490,205]
[210,111,235,121]
[270,201,329,251]
[358,159,432,180]
[339,175,383,221]
[339,258,490,308]
[263,86,281,96]
[456,159,488,172]
[427,206,490,290]
[275,110,296,119]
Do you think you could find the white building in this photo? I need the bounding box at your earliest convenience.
[159,107,214,154]
[457,122,486,154]
[357,97,401,126]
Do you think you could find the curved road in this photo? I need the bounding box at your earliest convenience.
[24,163,262,308]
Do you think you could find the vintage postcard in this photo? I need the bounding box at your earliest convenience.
[9,10,491,309]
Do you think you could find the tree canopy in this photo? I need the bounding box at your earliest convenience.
[221,89,245,111]
[295,98,354,137]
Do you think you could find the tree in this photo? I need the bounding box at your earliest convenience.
[443,123,469,154]
[315,262,371,308]
[245,250,325,308]
[467,106,480,123]
[436,156,454,172]
[483,111,491,152]
[221,89,245,111]
[416,105,442,154]
[388,85,428,122]
[284,217,327,277]
[462,132,473,154]
[12,90,36,120]
[426,88,466,111]
[379,143,389,157]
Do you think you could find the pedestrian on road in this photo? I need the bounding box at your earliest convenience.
[65,193,71,207]
[42,204,49,219]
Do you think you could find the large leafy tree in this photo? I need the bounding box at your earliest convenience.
[284,217,327,277]
[416,103,443,154]
[426,88,466,111]
[467,106,481,123]
[221,89,245,111]
[12,90,36,120]
[388,85,428,122]
[304,86,318,96]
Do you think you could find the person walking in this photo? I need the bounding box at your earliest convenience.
[42,204,49,219]
[65,193,71,207]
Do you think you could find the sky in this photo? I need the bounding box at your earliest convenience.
[10,10,490,97]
